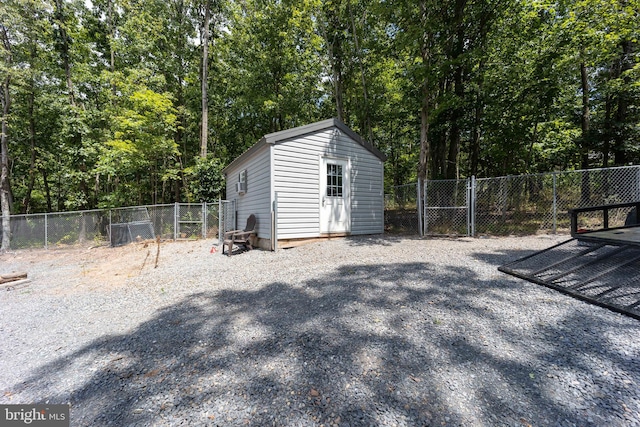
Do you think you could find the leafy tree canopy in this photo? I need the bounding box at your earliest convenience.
[0,0,637,216]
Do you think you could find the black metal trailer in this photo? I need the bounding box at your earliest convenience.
[500,202,640,320]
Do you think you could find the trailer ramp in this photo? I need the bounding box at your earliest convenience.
[499,238,640,320]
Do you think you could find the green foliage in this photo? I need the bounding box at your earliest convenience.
[214,0,326,157]
[96,86,179,207]
[1,0,639,215]
[185,155,225,202]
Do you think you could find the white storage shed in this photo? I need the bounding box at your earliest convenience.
[223,118,386,249]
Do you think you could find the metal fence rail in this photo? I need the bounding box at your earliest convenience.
[7,202,229,250]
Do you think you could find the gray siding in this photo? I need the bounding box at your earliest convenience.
[225,145,272,239]
[350,151,385,235]
[273,128,384,239]
[273,139,320,238]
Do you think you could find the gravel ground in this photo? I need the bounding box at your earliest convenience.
[1,234,639,427]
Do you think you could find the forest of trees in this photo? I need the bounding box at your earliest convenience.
[1,0,639,218]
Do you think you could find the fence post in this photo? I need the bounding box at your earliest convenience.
[471,176,476,237]
[416,181,423,236]
[218,199,223,246]
[232,199,237,230]
[424,179,429,235]
[202,202,207,239]
[552,172,557,234]
[44,212,48,249]
[465,178,472,237]
[174,202,178,241]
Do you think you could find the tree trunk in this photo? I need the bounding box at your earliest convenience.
[447,84,462,179]
[41,167,52,212]
[419,92,430,184]
[446,0,466,180]
[55,0,76,108]
[349,5,372,143]
[108,0,116,96]
[1,75,11,252]
[418,0,434,232]
[320,6,345,123]
[613,40,632,166]
[332,56,344,123]
[56,0,92,210]
[470,74,484,176]
[22,84,37,213]
[580,61,590,163]
[200,0,210,158]
[418,0,432,185]
[1,23,12,252]
[580,61,591,204]
[603,95,612,168]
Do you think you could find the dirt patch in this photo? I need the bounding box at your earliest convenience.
[0,239,184,294]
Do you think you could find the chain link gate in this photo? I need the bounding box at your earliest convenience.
[174,203,206,240]
[423,178,472,236]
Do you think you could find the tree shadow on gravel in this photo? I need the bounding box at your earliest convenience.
[8,260,640,426]
[471,247,551,268]
[343,234,405,247]
[470,237,572,267]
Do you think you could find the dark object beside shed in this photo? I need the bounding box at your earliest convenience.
[625,208,639,226]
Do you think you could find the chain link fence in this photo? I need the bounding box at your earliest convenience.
[7,165,640,246]
[7,202,230,250]
[10,210,106,249]
[475,174,555,235]
[219,200,236,238]
[384,183,419,234]
[554,167,640,231]
[385,165,640,236]
[475,166,640,235]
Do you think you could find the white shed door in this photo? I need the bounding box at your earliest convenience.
[320,158,350,233]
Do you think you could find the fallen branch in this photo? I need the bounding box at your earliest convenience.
[140,249,151,273]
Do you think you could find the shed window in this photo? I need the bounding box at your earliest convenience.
[326,163,343,197]
[236,169,247,193]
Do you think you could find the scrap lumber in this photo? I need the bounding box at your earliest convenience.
[0,272,27,284]
[1,278,31,290]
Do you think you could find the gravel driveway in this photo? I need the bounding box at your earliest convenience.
[1,235,639,426]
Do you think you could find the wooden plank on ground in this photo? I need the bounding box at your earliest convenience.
[1,278,31,290]
[0,272,28,284]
